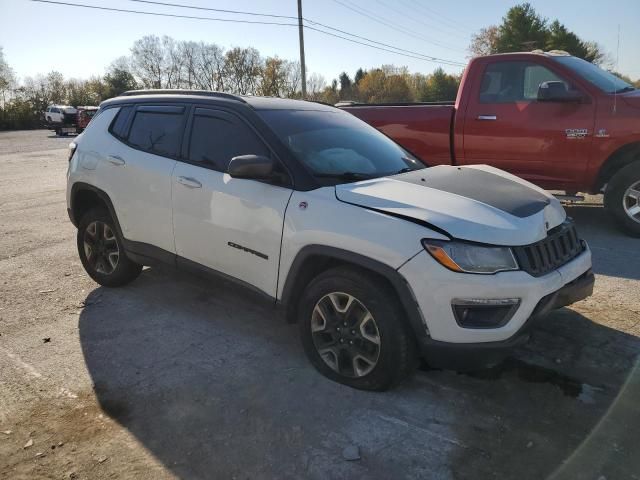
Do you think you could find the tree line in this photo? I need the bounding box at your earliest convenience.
[1,3,638,130]
[0,34,461,130]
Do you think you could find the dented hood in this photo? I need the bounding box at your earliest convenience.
[335,165,566,246]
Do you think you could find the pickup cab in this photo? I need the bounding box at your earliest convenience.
[340,51,640,236]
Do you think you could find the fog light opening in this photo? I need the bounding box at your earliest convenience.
[452,298,521,329]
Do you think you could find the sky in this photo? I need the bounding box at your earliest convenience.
[1,0,639,83]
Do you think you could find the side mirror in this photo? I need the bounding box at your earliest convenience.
[537,81,583,102]
[228,154,274,179]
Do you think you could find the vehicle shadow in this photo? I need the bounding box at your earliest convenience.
[79,265,640,479]
[565,201,640,281]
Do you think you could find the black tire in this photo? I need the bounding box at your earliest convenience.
[77,207,142,287]
[604,162,640,237]
[298,266,418,391]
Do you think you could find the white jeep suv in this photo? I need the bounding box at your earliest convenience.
[66,90,594,390]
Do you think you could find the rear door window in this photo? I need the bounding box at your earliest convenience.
[187,108,269,172]
[128,106,185,158]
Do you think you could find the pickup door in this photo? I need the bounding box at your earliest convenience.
[459,57,595,190]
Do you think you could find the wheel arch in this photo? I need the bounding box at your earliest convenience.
[279,245,428,342]
[70,183,124,240]
[596,142,640,192]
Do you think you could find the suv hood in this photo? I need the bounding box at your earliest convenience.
[335,165,566,246]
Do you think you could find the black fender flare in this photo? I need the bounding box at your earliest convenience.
[69,182,124,239]
[279,245,428,342]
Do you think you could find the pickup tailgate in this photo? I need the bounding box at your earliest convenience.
[341,104,454,166]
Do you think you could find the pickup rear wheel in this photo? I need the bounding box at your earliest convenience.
[77,207,142,287]
[604,162,640,237]
[298,266,417,391]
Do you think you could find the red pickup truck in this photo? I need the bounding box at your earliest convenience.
[340,51,640,236]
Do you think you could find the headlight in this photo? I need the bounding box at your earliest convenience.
[422,239,518,274]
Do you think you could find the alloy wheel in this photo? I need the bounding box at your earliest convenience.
[623,181,640,224]
[311,292,381,378]
[83,221,120,275]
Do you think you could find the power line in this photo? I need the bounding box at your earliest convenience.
[30,0,299,26]
[402,0,476,32]
[30,0,466,67]
[128,0,298,20]
[304,19,465,65]
[374,0,471,40]
[331,0,466,53]
[305,25,464,66]
[126,0,465,64]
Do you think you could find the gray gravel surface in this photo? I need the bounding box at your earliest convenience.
[0,130,639,479]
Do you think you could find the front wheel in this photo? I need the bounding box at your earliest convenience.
[298,267,418,391]
[604,162,640,237]
[77,208,142,287]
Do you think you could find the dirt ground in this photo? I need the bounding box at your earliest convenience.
[1,129,639,480]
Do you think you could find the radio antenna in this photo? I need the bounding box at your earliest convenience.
[614,24,620,114]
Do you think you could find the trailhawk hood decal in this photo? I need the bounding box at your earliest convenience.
[335,165,566,246]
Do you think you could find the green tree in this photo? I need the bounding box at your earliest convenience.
[103,59,138,98]
[419,68,460,102]
[496,3,547,52]
[471,3,607,64]
[338,72,353,100]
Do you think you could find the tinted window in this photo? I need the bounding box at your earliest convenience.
[188,111,269,172]
[257,109,423,185]
[110,106,133,140]
[128,109,184,158]
[479,61,571,103]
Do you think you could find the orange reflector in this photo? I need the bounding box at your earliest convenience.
[425,245,464,272]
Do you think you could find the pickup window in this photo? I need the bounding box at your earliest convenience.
[479,61,569,103]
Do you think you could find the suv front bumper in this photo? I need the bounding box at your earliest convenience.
[398,245,593,369]
[417,269,594,370]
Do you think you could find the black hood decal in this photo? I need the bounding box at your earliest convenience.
[395,167,550,218]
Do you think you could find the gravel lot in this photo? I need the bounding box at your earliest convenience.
[1,129,639,480]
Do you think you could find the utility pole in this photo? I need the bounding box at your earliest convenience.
[297,0,307,98]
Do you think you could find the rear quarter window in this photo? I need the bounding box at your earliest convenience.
[109,106,134,140]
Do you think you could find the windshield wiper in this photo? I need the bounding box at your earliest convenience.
[314,172,376,181]
[614,86,635,94]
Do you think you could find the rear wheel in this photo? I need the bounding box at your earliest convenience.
[604,162,640,237]
[77,208,142,287]
[298,267,417,391]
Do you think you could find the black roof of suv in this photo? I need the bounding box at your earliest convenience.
[102,89,337,112]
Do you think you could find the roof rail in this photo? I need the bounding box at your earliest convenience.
[120,89,247,103]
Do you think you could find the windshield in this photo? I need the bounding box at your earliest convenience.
[552,56,634,93]
[258,109,424,184]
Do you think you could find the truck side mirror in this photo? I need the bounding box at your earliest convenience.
[537,81,583,103]
[228,155,274,179]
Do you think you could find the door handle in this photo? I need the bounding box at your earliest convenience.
[107,155,126,166]
[477,115,497,121]
[177,176,202,189]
